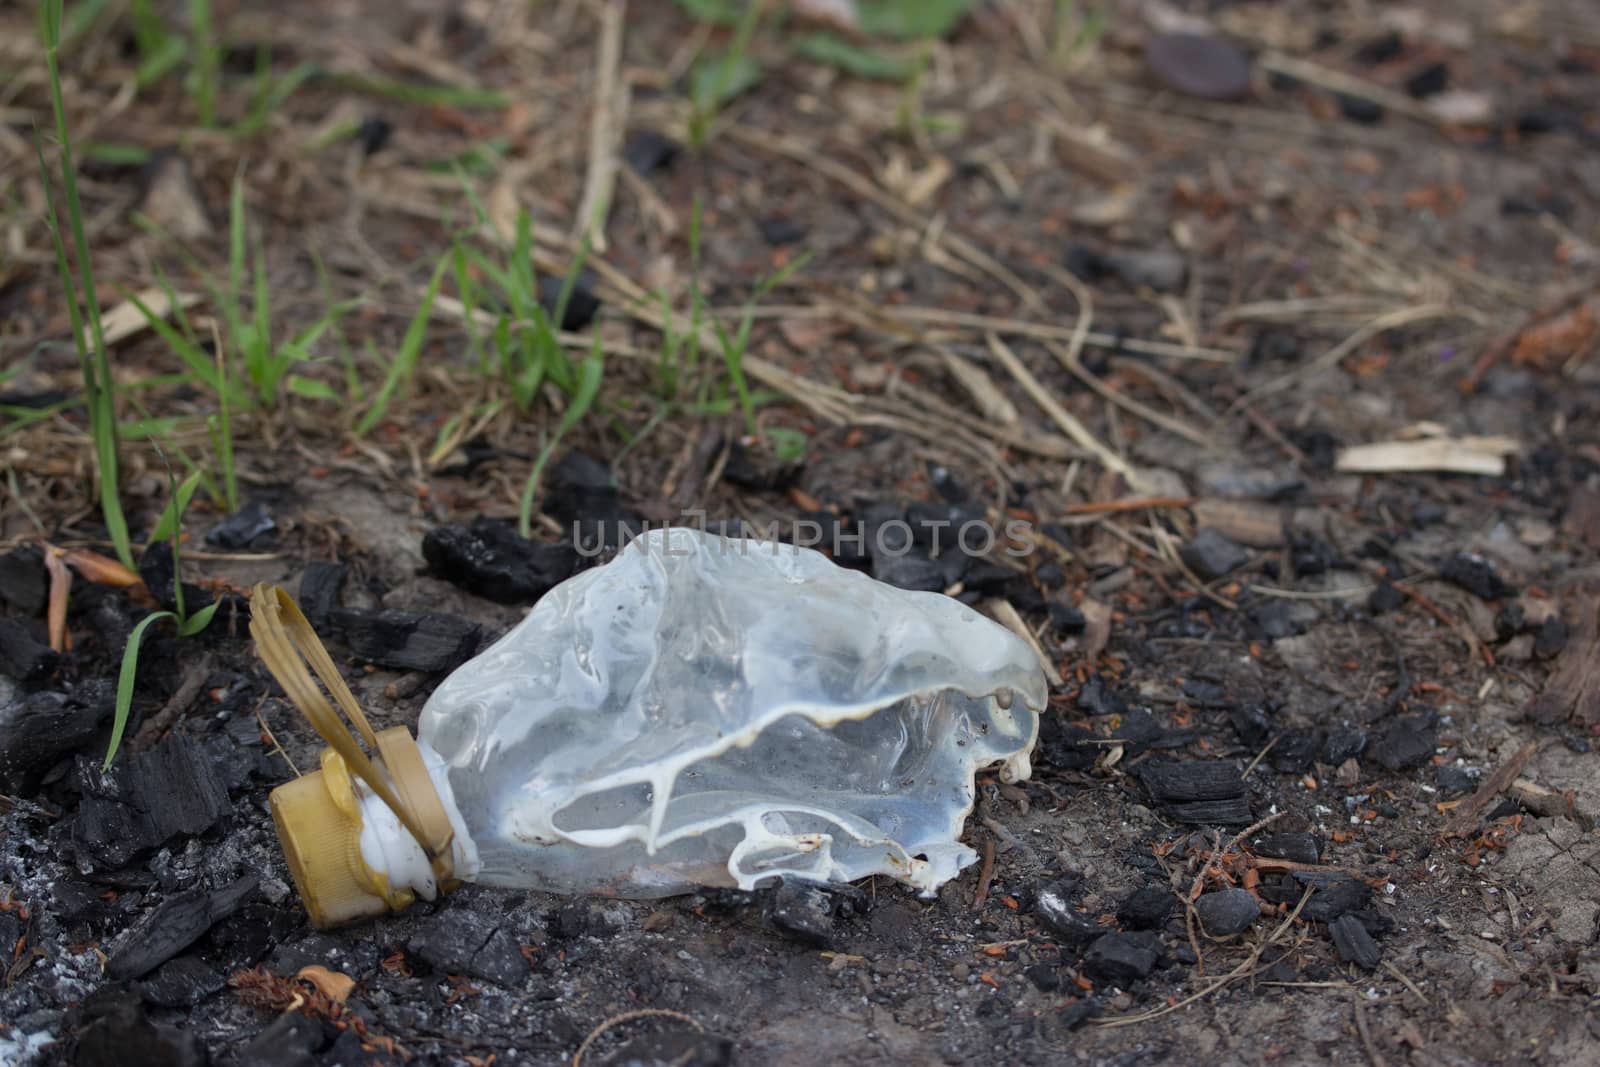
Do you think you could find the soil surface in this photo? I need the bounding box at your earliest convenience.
[3,2,1600,1066]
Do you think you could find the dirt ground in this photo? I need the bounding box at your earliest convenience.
[3,1,1600,1065]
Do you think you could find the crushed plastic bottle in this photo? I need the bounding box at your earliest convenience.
[257,527,1047,928]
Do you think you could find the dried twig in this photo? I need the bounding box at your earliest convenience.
[572,0,627,253]
[1442,740,1539,838]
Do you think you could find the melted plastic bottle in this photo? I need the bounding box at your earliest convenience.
[261,528,1047,928]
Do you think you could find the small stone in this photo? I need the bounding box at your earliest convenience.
[138,150,211,240]
[1144,32,1253,101]
[1181,528,1250,581]
[1194,889,1259,938]
[1104,246,1188,293]
[1117,886,1174,930]
[1329,914,1382,969]
[1082,933,1158,985]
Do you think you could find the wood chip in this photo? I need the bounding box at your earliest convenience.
[85,287,201,350]
[1335,436,1519,476]
[1530,588,1600,727]
[1191,499,1284,547]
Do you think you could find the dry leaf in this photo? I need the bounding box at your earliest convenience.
[1191,499,1284,548]
[62,547,143,587]
[296,965,356,1005]
[44,549,71,654]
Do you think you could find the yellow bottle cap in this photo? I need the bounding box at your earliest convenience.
[270,747,414,929]
[250,583,461,929]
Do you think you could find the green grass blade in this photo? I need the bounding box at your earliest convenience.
[105,610,176,768]
[518,343,604,537]
[178,599,220,637]
[148,468,203,545]
[357,255,446,436]
[41,0,133,569]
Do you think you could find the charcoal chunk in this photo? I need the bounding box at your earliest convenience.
[141,955,226,1008]
[1076,675,1128,717]
[870,548,965,593]
[764,880,838,948]
[297,561,346,628]
[1534,615,1569,659]
[1297,875,1372,923]
[107,874,259,979]
[1329,914,1382,969]
[1438,553,1516,600]
[1117,886,1174,930]
[232,1011,323,1067]
[1252,832,1323,865]
[537,274,600,332]
[1180,528,1250,581]
[621,129,680,175]
[1368,580,1406,615]
[137,542,213,615]
[1195,889,1259,938]
[72,734,231,869]
[74,990,206,1067]
[1049,601,1087,634]
[1083,933,1158,985]
[0,618,59,684]
[207,499,275,549]
[1322,726,1369,765]
[407,908,532,986]
[1035,880,1100,945]
[1269,730,1323,774]
[330,608,480,672]
[543,452,642,552]
[1139,759,1253,825]
[423,520,579,604]
[1038,720,1098,772]
[0,545,47,615]
[1372,717,1436,771]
